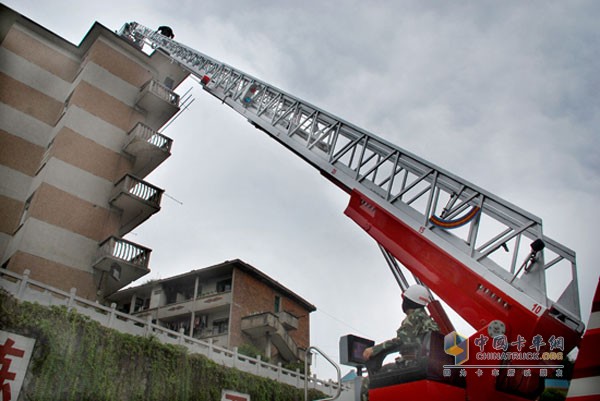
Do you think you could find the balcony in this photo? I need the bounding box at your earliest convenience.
[135,79,180,130]
[110,174,163,235]
[156,292,233,321]
[277,311,299,330]
[241,312,303,362]
[123,123,173,178]
[93,236,151,296]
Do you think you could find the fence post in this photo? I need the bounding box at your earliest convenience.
[208,339,213,359]
[256,355,262,375]
[108,303,117,328]
[178,328,185,345]
[233,347,238,368]
[16,269,30,299]
[67,288,77,311]
[144,315,153,337]
[44,289,53,306]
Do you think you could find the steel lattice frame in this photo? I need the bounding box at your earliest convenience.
[120,23,582,330]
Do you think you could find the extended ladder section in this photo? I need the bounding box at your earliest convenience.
[119,24,584,343]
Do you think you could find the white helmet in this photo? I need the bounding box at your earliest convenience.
[403,285,432,306]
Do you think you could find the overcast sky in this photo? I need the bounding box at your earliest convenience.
[5,0,599,379]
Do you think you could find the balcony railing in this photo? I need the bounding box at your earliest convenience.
[194,328,229,340]
[155,292,232,321]
[93,236,152,295]
[242,312,279,332]
[126,122,173,151]
[96,236,151,268]
[123,123,173,178]
[143,79,180,106]
[110,174,163,235]
[135,80,180,130]
[112,174,163,205]
[277,311,299,330]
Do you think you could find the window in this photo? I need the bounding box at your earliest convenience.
[165,287,177,304]
[274,295,281,313]
[133,297,150,312]
[216,278,232,293]
[168,317,190,333]
[213,318,229,334]
[181,284,195,300]
[194,315,207,330]
[164,77,175,89]
[134,297,145,312]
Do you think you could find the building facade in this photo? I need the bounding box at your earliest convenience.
[108,259,316,366]
[0,5,189,300]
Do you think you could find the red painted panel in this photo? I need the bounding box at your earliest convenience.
[344,190,581,349]
[370,380,465,401]
[225,394,248,401]
[566,396,600,401]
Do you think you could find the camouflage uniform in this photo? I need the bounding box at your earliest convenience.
[371,307,439,360]
[361,308,439,401]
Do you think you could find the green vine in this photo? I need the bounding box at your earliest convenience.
[0,291,326,400]
[238,342,270,363]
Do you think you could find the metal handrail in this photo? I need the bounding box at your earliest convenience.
[305,346,341,401]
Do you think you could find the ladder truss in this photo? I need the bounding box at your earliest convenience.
[120,23,582,332]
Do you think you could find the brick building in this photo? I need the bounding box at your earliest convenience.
[0,5,189,300]
[108,259,316,366]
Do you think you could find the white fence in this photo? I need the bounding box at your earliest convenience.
[0,269,348,397]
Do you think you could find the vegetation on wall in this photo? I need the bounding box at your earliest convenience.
[237,343,307,375]
[0,291,325,401]
[237,343,270,363]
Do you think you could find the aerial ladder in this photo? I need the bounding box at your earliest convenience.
[119,23,588,401]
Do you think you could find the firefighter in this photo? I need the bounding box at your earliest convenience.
[362,284,439,373]
[157,26,174,39]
